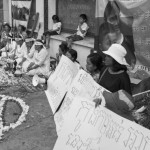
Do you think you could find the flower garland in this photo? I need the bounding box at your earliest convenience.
[0,68,18,86]
[0,95,29,140]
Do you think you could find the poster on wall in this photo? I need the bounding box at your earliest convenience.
[96,0,150,81]
[11,0,32,27]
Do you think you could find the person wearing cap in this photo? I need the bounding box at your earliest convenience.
[16,37,35,69]
[98,43,132,95]
[25,39,50,76]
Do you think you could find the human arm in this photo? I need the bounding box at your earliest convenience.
[28,45,35,58]
[51,22,61,32]
[27,62,39,71]
[28,49,47,71]
[0,46,7,52]
[120,72,132,95]
[78,23,89,34]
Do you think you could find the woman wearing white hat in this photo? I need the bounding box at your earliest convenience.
[99,43,132,95]
[26,39,50,76]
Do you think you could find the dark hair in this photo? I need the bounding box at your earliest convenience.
[112,58,127,72]
[59,42,68,55]
[87,53,103,71]
[18,25,26,32]
[4,23,11,31]
[104,1,120,22]
[79,14,87,22]
[52,15,60,22]
[68,49,78,62]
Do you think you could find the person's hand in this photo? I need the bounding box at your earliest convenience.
[27,66,32,72]
[93,98,102,108]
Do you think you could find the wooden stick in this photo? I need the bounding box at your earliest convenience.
[133,90,150,97]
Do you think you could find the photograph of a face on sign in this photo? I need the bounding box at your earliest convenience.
[98,0,150,81]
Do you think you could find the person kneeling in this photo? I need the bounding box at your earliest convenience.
[26,40,50,76]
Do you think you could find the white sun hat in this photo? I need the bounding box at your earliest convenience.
[103,43,129,66]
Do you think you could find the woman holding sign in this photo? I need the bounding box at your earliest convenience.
[99,43,132,95]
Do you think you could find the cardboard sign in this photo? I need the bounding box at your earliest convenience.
[45,55,78,114]
[54,70,108,134]
[53,97,150,150]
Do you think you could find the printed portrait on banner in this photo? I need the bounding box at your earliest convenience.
[98,0,150,80]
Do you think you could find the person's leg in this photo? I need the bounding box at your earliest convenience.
[46,34,50,48]
[66,35,83,48]
[45,31,58,48]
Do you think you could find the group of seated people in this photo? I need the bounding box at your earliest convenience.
[0,14,149,124]
[0,22,51,77]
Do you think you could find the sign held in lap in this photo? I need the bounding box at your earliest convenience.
[45,55,78,114]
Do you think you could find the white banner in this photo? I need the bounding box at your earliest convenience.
[53,97,150,150]
[54,70,108,134]
[45,55,78,114]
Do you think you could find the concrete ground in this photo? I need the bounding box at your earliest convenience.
[0,91,57,150]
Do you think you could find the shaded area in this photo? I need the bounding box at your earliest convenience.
[0,68,57,149]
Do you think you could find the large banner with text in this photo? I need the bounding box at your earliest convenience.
[53,97,150,150]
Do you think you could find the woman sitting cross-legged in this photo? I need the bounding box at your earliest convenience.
[25,39,50,76]
[15,37,35,70]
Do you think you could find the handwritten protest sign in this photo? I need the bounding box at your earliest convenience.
[45,55,78,114]
[54,69,108,134]
[53,97,150,150]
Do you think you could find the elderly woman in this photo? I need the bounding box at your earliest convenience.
[26,39,50,76]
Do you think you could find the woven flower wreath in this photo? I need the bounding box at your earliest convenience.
[0,95,29,140]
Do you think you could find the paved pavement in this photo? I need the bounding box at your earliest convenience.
[0,91,57,150]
